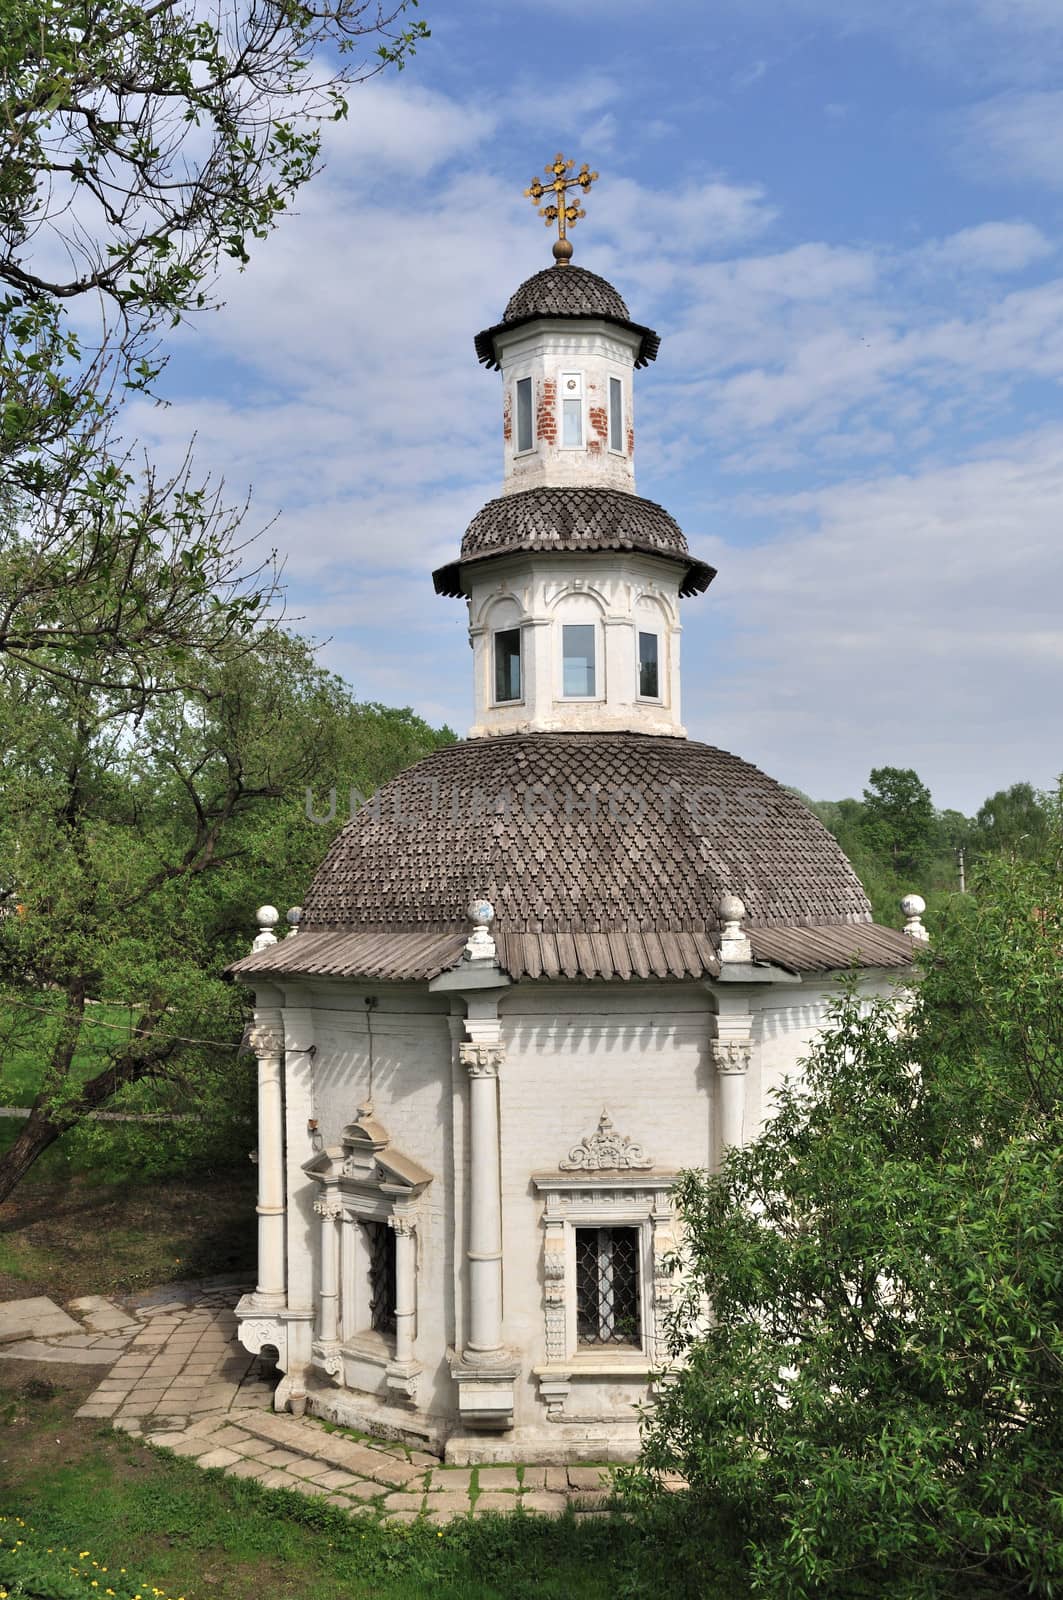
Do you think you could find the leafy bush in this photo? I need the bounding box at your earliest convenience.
[634,831,1063,1598]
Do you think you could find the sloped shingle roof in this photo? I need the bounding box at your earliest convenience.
[474,265,660,370]
[299,733,873,932]
[433,487,715,599]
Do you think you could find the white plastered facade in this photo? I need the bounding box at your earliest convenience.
[235,963,903,1463]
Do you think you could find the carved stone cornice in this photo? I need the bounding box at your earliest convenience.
[460,1041,505,1078]
[559,1109,653,1172]
[712,1041,751,1076]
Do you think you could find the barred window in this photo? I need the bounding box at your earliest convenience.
[575,1226,642,1347]
[361,1219,396,1337]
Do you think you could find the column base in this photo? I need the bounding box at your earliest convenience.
[235,1292,288,1366]
[385,1358,423,1407]
[311,1338,343,1379]
[449,1349,520,1430]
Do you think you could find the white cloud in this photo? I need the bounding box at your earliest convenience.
[914,221,1053,274]
[327,80,496,175]
[686,427,1063,809]
[960,91,1063,187]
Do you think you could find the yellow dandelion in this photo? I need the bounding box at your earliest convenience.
[80,1551,90,1558]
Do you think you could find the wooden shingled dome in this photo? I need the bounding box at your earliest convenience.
[301,732,873,935]
[474,266,660,369]
[433,487,715,598]
[503,265,631,323]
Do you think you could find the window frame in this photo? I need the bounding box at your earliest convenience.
[575,1224,644,1349]
[608,375,624,454]
[531,1171,677,1384]
[636,628,661,702]
[560,371,584,449]
[560,620,599,701]
[514,375,535,456]
[492,625,523,706]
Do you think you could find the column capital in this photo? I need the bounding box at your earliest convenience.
[249,1009,284,1059]
[712,1040,751,1076]
[388,1213,417,1237]
[460,1041,505,1077]
[313,1193,343,1221]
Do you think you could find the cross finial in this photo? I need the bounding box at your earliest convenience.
[524,153,599,265]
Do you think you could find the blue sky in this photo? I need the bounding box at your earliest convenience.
[127,0,1063,812]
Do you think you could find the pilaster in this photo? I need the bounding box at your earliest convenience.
[432,954,519,1430]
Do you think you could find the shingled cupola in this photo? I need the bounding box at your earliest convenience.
[434,154,714,742]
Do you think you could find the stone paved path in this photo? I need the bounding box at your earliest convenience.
[2,1281,620,1523]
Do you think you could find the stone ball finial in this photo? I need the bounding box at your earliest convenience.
[901,893,929,942]
[252,904,279,952]
[285,905,302,938]
[467,897,495,927]
[718,891,752,965]
[464,895,497,962]
[718,892,747,929]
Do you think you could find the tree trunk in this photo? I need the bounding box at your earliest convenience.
[0,1006,175,1205]
[0,1104,65,1204]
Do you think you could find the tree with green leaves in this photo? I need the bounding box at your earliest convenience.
[1,0,428,684]
[860,765,937,879]
[0,627,452,1201]
[635,819,1063,1598]
[2,0,427,467]
[971,782,1051,862]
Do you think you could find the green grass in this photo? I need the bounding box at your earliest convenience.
[0,1000,137,1106]
[0,1377,744,1600]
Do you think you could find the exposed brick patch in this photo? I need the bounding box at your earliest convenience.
[537,379,557,444]
[589,405,608,441]
[502,392,511,442]
[587,439,602,454]
[626,424,635,455]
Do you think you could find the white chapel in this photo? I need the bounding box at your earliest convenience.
[229,157,919,1463]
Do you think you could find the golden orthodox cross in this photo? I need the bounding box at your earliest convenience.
[524,153,599,263]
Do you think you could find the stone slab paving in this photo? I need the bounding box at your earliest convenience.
[0,1295,83,1343]
[0,1279,623,1524]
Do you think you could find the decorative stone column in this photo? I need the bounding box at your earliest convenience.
[712,1039,751,1153]
[314,1192,343,1353]
[250,1009,286,1308]
[431,900,519,1430]
[384,1209,422,1405]
[460,1039,506,1358]
[712,892,755,1158]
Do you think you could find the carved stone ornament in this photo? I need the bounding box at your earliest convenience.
[248,1022,284,1058]
[239,1317,287,1362]
[313,1194,343,1221]
[459,1041,505,1078]
[388,1214,416,1237]
[312,1341,342,1378]
[559,1109,653,1172]
[712,1041,752,1076]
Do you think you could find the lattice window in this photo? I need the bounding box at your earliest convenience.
[361,1219,396,1337]
[575,1226,642,1347]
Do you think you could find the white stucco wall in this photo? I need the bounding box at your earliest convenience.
[494,321,642,496]
[465,550,685,739]
[260,964,907,1453]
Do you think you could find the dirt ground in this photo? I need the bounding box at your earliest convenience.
[0,1165,256,1302]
